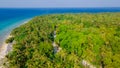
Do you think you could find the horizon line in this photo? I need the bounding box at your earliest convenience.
[0,7,120,9]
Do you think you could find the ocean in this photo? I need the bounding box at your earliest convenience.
[0,8,120,45]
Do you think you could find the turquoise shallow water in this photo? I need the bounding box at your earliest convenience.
[0,17,32,45]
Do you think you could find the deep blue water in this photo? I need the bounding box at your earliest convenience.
[0,8,120,45]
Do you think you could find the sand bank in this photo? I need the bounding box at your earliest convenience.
[0,35,13,59]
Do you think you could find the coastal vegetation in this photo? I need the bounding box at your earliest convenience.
[5,13,120,68]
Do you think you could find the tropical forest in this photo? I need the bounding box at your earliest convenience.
[5,13,120,68]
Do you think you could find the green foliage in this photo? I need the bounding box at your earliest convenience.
[6,37,14,43]
[6,13,120,68]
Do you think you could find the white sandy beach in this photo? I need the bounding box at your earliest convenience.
[0,19,31,68]
[0,35,13,68]
[0,35,13,59]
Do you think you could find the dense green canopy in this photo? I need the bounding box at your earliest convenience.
[6,13,120,68]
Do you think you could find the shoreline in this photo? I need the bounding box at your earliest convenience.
[0,35,12,59]
[0,18,32,46]
[0,19,31,67]
[0,35,13,68]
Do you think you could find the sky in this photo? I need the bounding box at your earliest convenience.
[0,0,120,8]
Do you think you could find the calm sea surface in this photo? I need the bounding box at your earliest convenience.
[0,8,120,45]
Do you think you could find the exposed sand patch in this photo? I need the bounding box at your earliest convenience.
[0,35,13,59]
[0,35,13,68]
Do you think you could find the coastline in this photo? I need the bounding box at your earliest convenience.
[0,19,30,58]
[0,35,12,59]
[0,19,31,67]
[0,35,13,68]
[0,18,32,46]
